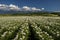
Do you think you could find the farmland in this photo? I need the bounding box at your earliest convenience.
[0,16,60,40]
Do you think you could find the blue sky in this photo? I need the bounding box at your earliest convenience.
[0,0,60,11]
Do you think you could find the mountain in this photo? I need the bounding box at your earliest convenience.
[0,10,42,14]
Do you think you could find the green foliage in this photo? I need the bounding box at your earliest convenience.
[0,12,60,16]
[0,16,60,40]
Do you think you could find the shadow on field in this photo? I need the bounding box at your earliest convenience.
[28,23,39,40]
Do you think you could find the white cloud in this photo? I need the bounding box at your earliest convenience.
[22,6,42,11]
[22,6,31,11]
[42,8,44,10]
[0,4,8,7]
[32,7,41,11]
[0,4,44,11]
[9,4,20,11]
[0,4,8,10]
[0,4,20,11]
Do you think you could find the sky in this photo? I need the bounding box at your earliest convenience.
[0,0,60,11]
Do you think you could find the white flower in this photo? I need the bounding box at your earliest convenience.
[13,34,18,40]
[19,38,22,40]
[47,34,49,36]
[42,38,44,40]
[49,36,52,38]
[45,32,47,34]
[1,31,7,37]
[50,39,54,40]
[57,34,60,37]
[57,31,59,34]
[22,33,26,35]
[39,35,42,38]
[22,36,25,39]
[36,32,40,34]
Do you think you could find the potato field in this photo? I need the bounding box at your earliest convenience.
[0,16,60,40]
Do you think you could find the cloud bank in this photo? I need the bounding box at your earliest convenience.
[0,4,20,11]
[0,4,44,11]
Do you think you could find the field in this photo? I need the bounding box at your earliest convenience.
[0,16,60,40]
